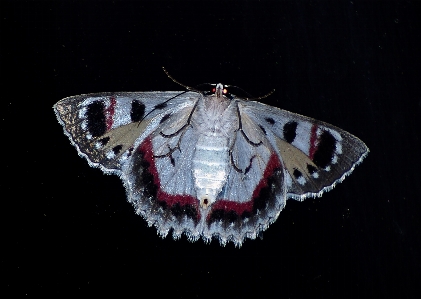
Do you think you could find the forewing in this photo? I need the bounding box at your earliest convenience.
[54,91,197,173]
[237,99,369,200]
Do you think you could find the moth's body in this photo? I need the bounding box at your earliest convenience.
[191,84,237,208]
[54,80,368,247]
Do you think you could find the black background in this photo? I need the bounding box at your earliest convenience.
[2,1,420,297]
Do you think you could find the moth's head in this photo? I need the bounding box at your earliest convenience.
[213,83,229,98]
[198,83,255,101]
[199,83,234,100]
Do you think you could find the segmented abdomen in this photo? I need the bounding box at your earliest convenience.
[192,135,229,207]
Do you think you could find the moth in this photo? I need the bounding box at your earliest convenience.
[54,73,369,247]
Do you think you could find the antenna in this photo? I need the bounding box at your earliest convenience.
[162,67,192,90]
[252,89,275,101]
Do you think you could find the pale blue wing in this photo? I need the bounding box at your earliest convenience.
[236,99,369,200]
[54,91,198,173]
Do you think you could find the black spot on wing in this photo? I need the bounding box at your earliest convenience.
[86,100,106,137]
[169,203,199,222]
[157,200,167,209]
[154,102,167,110]
[99,137,110,146]
[293,168,303,179]
[130,100,145,122]
[283,121,298,143]
[112,145,123,155]
[253,168,282,214]
[307,164,317,174]
[182,205,198,220]
[265,117,275,125]
[208,209,225,223]
[241,210,252,219]
[132,151,158,199]
[127,147,134,157]
[313,130,336,169]
[170,203,183,217]
[226,210,238,223]
[207,209,240,225]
